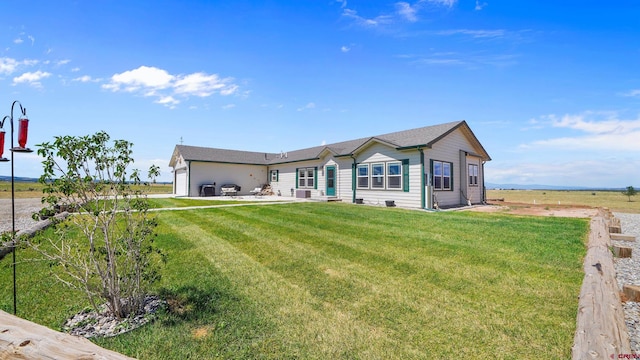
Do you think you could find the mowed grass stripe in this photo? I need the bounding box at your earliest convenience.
[165,207,477,357]
[157,203,584,358]
[161,208,402,359]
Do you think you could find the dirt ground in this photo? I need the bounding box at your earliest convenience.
[468,201,599,218]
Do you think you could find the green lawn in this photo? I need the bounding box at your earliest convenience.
[1,202,587,359]
[147,197,272,208]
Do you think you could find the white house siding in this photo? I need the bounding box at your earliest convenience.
[426,128,482,208]
[269,159,321,198]
[465,155,483,204]
[189,162,267,197]
[335,157,354,202]
[353,143,423,208]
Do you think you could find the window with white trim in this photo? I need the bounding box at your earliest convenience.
[298,167,315,189]
[468,164,478,186]
[371,163,385,189]
[433,160,452,191]
[387,162,402,189]
[270,170,279,182]
[357,164,369,188]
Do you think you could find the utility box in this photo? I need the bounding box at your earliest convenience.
[296,190,311,198]
[200,185,215,197]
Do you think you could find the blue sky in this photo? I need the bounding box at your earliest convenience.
[1,0,639,187]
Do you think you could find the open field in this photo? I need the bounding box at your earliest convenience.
[487,189,640,214]
[1,202,587,359]
[0,181,173,199]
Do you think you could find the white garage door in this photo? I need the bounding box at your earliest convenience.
[175,170,188,196]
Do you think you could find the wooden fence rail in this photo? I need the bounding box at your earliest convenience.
[572,209,631,359]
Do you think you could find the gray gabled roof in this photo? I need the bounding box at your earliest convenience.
[170,120,490,167]
[169,145,277,167]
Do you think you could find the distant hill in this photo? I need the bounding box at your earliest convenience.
[0,176,171,184]
[0,176,39,182]
[485,183,626,191]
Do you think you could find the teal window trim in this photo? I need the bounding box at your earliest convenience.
[297,167,316,189]
[295,168,299,189]
[314,167,318,189]
[402,159,409,192]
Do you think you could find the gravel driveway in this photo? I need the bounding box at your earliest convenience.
[0,198,44,233]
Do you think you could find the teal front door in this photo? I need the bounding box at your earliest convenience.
[326,166,336,196]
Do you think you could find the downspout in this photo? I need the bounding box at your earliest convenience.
[419,148,426,210]
[187,161,192,197]
[351,155,357,203]
[482,160,487,204]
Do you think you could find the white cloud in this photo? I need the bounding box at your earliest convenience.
[409,51,517,68]
[0,58,19,74]
[423,0,457,7]
[73,75,92,82]
[486,159,640,188]
[341,45,351,52]
[396,2,418,22]
[174,72,237,97]
[0,57,38,75]
[342,8,392,27]
[622,89,640,98]
[524,112,640,152]
[13,38,23,44]
[341,0,456,29]
[222,104,236,110]
[12,70,51,87]
[102,66,239,107]
[72,75,99,83]
[104,66,174,92]
[155,96,180,109]
[436,29,506,38]
[297,102,316,111]
[475,0,487,10]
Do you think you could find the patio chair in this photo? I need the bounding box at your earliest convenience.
[250,187,262,197]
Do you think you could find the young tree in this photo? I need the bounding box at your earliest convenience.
[622,186,637,202]
[31,131,164,319]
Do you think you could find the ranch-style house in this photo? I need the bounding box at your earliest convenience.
[169,120,491,209]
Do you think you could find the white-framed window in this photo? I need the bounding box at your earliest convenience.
[357,164,369,188]
[468,164,478,186]
[270,170,279,182]
[387,162,402,189]
[433,160,452,191]
[298,167,315,189]
[371,163,385,189]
